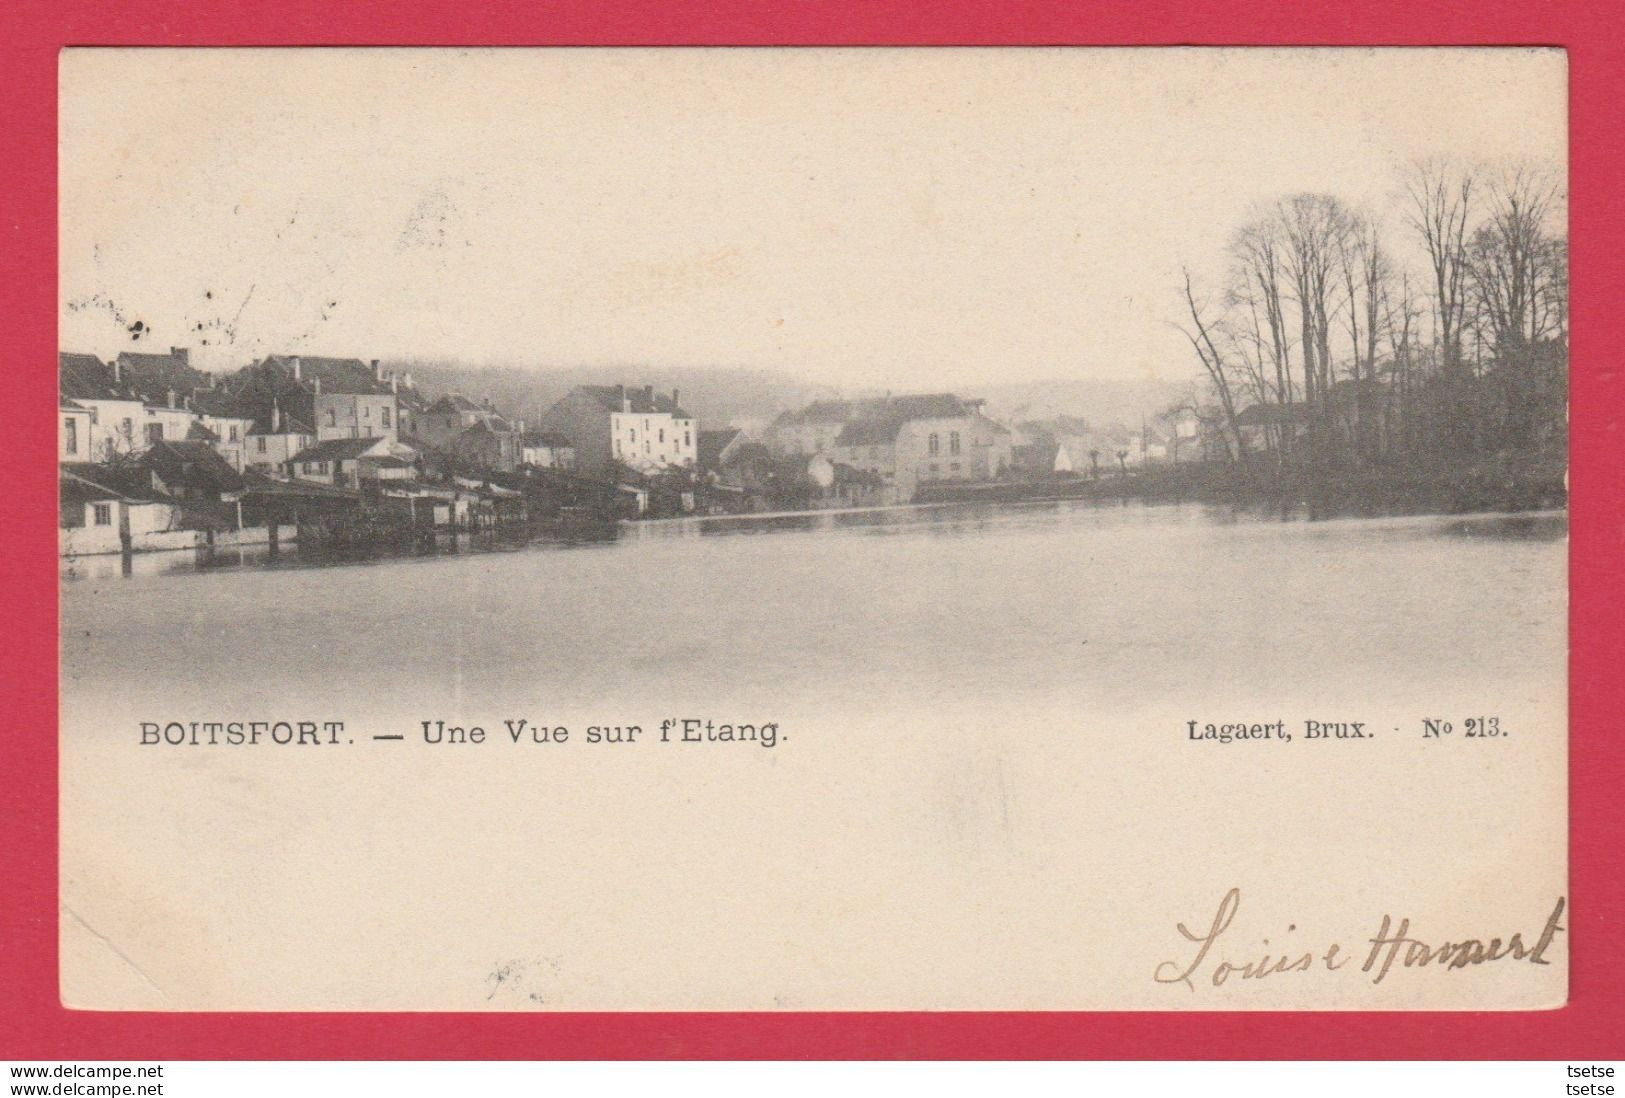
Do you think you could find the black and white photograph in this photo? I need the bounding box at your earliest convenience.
[56,47,1568,1012]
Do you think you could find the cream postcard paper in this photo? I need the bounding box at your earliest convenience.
[58,48,1568,1010]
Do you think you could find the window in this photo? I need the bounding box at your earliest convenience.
[145,422,163,443]
[630,429,637,442]
[685,431,691,447]
[229,425,239,441]
[659,429,665,443]
[363,405,371,420]
[326,409,336,426]
[256,436,267,453]
[949,431,961,455]
[120,417,132,438]
[928,433,940,456]
[64,417,78,455]
[92,503,112,526]
[382,407,391,427]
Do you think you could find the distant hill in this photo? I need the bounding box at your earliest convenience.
[383,360,841,432]
[376,359,1195,435]
[966,377,1196,435]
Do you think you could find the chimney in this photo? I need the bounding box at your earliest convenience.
[373,358,383,381]
[672,388,680,414]
[171,346,189,365]
[166,387,176,409]
[313,376,322,396]
[290,355,302,382]
[390,374,399,394]
[111,357,121,384]
[619,384,630,413]
[403,371,413,389]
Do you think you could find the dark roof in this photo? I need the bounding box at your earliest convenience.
[831,394,971,447]
[428,393,485,414]
[886,393,968,420]
[831,462,885,487]
[290,437,386,463]
[188,388,250,418]
[835,418,905,447]
[186,420,220,442]
[240,470,362,500]
[576,384,693,419]
[1235,402,1311,427]
[1013,440,1062,468]
[262,354,393,395]
[521,430,572,448]
[697,428,742,468]
[115,349,212,405]
[226,364,318,434]
[61,462,160,500]
[60,470,125,505]
[140,440,245,494]
[59,353,140,402]
[772,400,860,427]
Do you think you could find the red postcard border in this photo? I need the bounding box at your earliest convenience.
[3,0,1621,1061]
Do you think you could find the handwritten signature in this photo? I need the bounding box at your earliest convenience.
[1154,888,1566,990]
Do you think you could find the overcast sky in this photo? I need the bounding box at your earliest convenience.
[60,48,1565,388]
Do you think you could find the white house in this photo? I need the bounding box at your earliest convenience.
[537,384,697,474]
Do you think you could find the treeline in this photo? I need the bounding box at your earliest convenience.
[1179,158,1567,472]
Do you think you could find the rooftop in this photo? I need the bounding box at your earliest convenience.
[290,436,390,463]
[577,384,693,419]
[140,439,245,494]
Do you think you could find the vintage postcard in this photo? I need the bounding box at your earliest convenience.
[57,47,1568,1011]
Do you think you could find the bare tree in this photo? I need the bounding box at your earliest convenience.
[1177,269,1245,460]
[1230,216,1295,410]
[1467,161,1563,358]
[1404,158,1476,379]
[1275,193,1355,459]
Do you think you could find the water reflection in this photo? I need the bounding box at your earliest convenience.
[59,498,1568,583]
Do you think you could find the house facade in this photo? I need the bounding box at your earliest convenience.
[823,394,1013,501]
[60,401,93,463]
[249,355,402,443]
[765,400,871,457]
[289,436,419,490]
[59,353,149,462]
[520,430,575,470]
[59,468,180,556]
[538,384,697,474]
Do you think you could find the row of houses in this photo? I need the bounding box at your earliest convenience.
[743,393,1016,504]
[56,348,578,554]
[62,343,1218,550]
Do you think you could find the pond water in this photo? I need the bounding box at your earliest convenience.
[61,498,1566,720]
